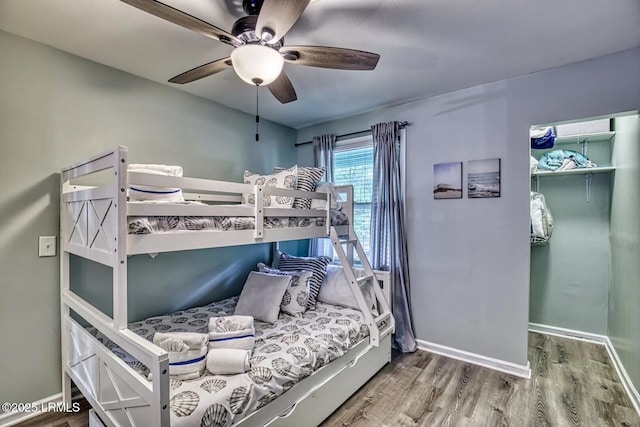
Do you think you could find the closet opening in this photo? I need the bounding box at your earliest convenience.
[527,111,640,412]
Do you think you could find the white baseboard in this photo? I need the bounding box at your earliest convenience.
[529,322,640,417]
[528,322,608,344]
[604,337,640,417]
[0,390,82,427]
[416,339,531,379]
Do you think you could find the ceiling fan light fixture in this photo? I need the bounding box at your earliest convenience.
[231,44,284,86]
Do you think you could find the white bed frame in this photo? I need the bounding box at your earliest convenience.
[60,146,394,427]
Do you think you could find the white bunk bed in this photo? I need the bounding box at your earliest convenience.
[60,146,394,427]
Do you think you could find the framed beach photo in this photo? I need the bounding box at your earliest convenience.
[433,162,463,199]
[468,158,501,198]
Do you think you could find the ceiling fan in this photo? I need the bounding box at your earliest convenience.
[120,0,381,104]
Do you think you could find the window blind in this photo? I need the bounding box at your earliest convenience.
[334,143,373,256]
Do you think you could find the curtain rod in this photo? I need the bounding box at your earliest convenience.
[294,121,409,147]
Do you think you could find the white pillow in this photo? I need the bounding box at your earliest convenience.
[257,263,312,316]
[235,271,292,323]
[310,182,342,210]
[128,168,184,202]
[317,265,377,313]
[243,166,298,208]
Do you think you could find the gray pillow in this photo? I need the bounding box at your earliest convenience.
[235,271,292,323]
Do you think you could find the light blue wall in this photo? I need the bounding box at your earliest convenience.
[0,30,295,408]
[296,48,640,368]
[609,114,640,396]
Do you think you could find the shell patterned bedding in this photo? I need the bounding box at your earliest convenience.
[90,297,368,427]
[128,205,349,235]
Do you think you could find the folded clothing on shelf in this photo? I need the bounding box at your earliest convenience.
[530,127,556,149]
[537,150,595,171]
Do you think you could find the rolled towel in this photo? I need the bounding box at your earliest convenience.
[153,332,208,380]
[128,167,184,202]
[206,348,251,375]
[208,316,255,351]
[128,163,183,177]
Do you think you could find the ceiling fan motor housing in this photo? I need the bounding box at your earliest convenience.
[231,15,282,48]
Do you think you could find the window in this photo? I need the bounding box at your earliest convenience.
[333,137,374,259]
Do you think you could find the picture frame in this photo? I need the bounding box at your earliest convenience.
[433,162,463,199]
[467,158,501,198]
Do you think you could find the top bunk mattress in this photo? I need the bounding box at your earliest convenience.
[128,204,348,235]
[90,296,368,427]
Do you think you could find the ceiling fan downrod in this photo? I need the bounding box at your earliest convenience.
[255,83,260,142]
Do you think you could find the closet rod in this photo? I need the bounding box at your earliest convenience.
[294,121,409,147]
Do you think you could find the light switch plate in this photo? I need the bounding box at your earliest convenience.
[39,236,57,257]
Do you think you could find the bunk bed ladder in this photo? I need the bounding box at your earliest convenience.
[329,227,394,347]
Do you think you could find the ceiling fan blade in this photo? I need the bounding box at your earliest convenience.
[268,72,297,104]
[169,57,233,84]
[256,0,311,44]
[280,45,380,70]
[120,0,240,46]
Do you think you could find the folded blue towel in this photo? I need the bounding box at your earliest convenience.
[538,150,592,171]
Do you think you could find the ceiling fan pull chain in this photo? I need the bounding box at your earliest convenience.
[255,84,260,142]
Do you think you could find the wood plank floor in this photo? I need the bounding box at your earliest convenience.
[321,332,639,426]
[14,333,639,426]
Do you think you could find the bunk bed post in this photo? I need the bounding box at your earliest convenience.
[254,185,264,239]
[113,146,129,330]
[60,173,72,405]
[343,186,354,265]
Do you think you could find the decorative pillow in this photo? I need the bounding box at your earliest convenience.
[234,271,292,323]
[277,253,331,309]
[310,182,343,210]
[274,166,326,209]
[128,168,184,202]
[318,265,377,314]
[242,166,297,208]
[257,263,312,316]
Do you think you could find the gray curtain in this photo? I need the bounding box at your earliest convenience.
[309,134,336,257]
[370,121,417,352]
[312,134,335,182]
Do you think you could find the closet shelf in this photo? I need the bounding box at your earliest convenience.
[554,131,615,145]
[531,166,615,177]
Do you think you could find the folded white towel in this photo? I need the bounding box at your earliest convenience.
[210,315,254,332]
[153,332,208,380]
[206,348,251,375]
[208,316,255,351]
[128,163,183,177]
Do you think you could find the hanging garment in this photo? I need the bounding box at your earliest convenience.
[530,192,554,245]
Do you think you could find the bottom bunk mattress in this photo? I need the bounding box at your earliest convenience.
[90,297,369,427]
[128,204,349,235]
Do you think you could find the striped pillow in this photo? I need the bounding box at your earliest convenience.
[277,253,331,310]
[274,166,326,209]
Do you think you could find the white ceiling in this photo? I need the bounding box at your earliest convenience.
[1,0,639,129]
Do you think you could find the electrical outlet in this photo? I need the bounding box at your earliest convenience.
[39,236,57,257]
